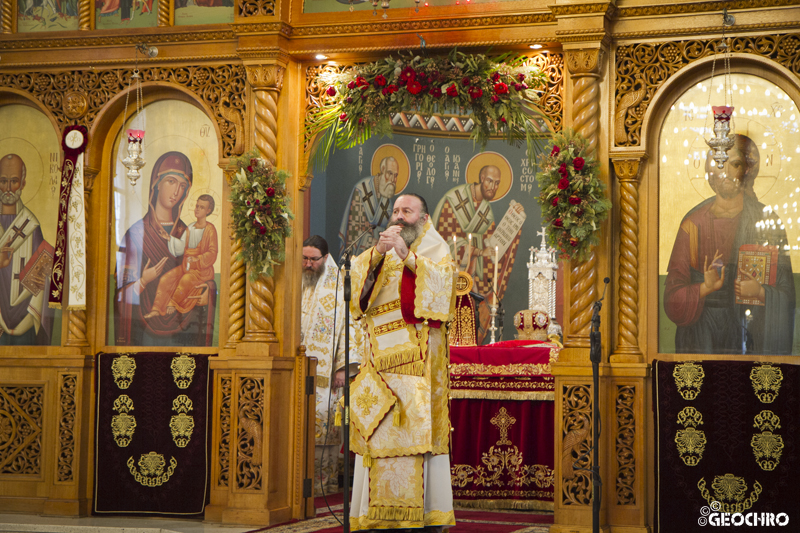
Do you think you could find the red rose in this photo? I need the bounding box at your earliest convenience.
[255,199,260,205]
[247,165,253,172]
[551,145,560,156]
[494,82,509,95]
[382,84,398,96]
[551,197,559,206]
[462,76,471,87]
[577,209,584,217]
[569,195,581,205]
[259,226,267,235]
[558,162,568,177]
[500,117,507,123]
[355,76,368,88]
[491,95,499,104]
[446,84,458,97]
[339,113,348,122]
[468,86,483,99]
[491,72,501,82]
[374,74,387,87]
[400,66,416,83]
[347,81,356,90]
[573,157,585,171]
[554,218,563,227]
[570,238,578,247]
[326,86,336,97]
[346,97,353,103]
[517,73,526,82]
[407,80,423,95]
[266,187,275,197]
[428,87,442,97]
[558,178,570,190]
[358,117,364,125]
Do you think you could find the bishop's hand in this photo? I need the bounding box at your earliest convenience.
[377,225,409,260]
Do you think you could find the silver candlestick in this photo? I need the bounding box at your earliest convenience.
[489,303,498,344]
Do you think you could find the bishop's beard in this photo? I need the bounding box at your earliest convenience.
[387,216,426,247]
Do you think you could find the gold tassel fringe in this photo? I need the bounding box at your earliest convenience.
[386,361,425,376]
[374,348,421,373]
[393,406,401,426]
[363,449,374,468]
[453,498,554,512]
[367,505,425,521]
[449,390,555,401]
[334,404,342,427]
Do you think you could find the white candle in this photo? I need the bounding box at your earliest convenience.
[493,246,499,305]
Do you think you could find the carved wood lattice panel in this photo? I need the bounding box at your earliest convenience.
[57,373,78,483]
[0,65,246,158]
[561,383,592,506]
[615,34,800,146]
[615,384,636,505]
[236,376,263,491]
[0,385,44,475]
[217,375,232,488]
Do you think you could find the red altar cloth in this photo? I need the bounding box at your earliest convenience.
[449,341,558,510]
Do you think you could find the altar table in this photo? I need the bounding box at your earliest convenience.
[449,340,558,510]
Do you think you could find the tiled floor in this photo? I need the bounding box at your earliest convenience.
[0,513,257,533]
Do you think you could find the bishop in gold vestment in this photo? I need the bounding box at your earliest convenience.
[347,194,456,531]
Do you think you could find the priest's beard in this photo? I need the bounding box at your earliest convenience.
[388,216,426,247]
[1,189,21,206]
[302,263,325,289]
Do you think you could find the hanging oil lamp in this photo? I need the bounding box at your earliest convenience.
[704,10,736,169]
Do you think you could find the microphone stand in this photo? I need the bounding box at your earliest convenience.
[338,225,374,533]
[589,278,609,533]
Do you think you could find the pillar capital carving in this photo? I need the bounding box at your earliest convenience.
[566,48,606,78]
[245,64,285,91]
[611,154,647,183]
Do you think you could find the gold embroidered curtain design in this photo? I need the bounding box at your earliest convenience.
[94,352,210,515]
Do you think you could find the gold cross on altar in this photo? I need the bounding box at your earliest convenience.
[490,407,516,445]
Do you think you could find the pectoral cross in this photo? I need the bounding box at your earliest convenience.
[6,219,30,247]
[361,183,376,217]
[377,199,390,226]
[475,207,490,229]
[453,190,472,220]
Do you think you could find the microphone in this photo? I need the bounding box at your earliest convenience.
[598,277,610,302]
[339,224,377,266]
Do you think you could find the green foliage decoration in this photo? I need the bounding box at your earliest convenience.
[536,129,611,262]
[229,150,294,280]
[306,48,548,170]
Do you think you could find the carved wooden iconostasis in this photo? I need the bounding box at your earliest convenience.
[1,0,800,531]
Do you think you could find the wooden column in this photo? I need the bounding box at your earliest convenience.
[561,48,606,358]
[236,63,285,354]
[611,156,645,362]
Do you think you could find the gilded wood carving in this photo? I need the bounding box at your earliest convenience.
[236,377,263,490]
[615,34,800,146]
[615,384,635,505]
[57,373,78,483]
[561,384,592,505]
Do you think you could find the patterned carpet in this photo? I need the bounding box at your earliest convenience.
[245,493,552,533]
